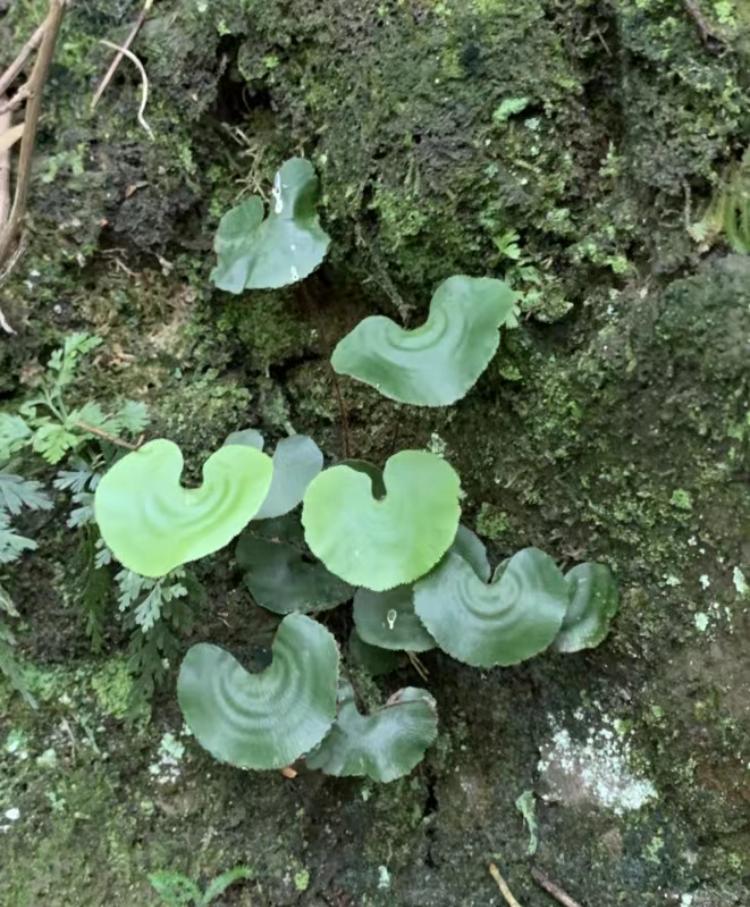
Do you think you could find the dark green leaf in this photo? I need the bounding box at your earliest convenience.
[414,548,568,667]
[331,275,518,406]
[211,158,331,292]
[353,585,435,652]
[306,682,438,782]
[177,614,339,769]
[554,562,619,653]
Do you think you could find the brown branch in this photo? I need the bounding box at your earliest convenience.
[75,422,141,451]
[330,368,351,459]
[91,0,154,110]
[0,0,67,271]
[0,23,46,98]
[530,868,583,907]
[0,85,32,117]
[0,103,11,228]
[488,862,524,907]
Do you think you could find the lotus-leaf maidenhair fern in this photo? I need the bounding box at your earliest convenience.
[353,584,436,653]
[236,525,353,615]
[553,562,619,653]
[414,547,569,668]
[211,158,331,292]
[225,429,324,520]
[177,613,339,770]
[306,683,438,783]
[331,275,518,406]
[301,450,462,591]
[94,439,273,578]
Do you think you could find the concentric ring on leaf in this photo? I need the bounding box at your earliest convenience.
[353,585,436,652]
[331,275,519,406]
[94,439,273,578]
[306,682,437,782]
[414,548,568,667]
[301,450,461,591]
[553,562,619,653]
[177,613,339,770]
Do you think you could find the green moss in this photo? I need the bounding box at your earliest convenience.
[90,659,134,721]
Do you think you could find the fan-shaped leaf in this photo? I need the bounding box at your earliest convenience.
[353,584,436,652]
[256,435,323,519]
[554,562,619,653]
[414,548,568,667]
[226,431,324,519]
[331,275,518,406]
[348,631,403,676]
[177,613,339,770]
[302,450,461,591]
[306,683,437,782]
[94,439,273,578]
[211,158,331,292]
[236,532,353,614]
[451,524,491,582]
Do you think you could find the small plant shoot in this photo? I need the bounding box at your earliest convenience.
[177,613,339,770]
[94,439,273,577]
[553,562,619,653]
[331,275,518,406]
[302,450,462,590]
[414,547,569,667]
[211,158,331,292]
[306,683,438,782]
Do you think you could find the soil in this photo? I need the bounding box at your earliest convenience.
[1,1,749,905]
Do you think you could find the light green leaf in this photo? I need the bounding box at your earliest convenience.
[413,548,568,667]
[224,428,264,450]
[0,512,36,564]
[211,158,331,292]
[331,275,518,406]
[348,631,403,676]
[201,866,254,905]
[353,585,435,652]
[148,871,202,906]
[451,524,491,582]
[94,439,273,577]
[113,400,150,435]
[177,614,339,769]
[0,473,52,515]
[236,531,353,614]
[30,421,80,464]
[553,562,619,653]
[306,683,438,782]
[0,414,31,461]
[256,435,324,519]
[493,97,530,124]
[302,450,461,591]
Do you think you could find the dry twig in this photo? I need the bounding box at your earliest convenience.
[0,23,46,98]
[75,421,142,451]
[98,39,154,141]
[0,0,68,271]
[91,0,154,110]
[530,867,583,907]
[488,862,523,907]
[0,100,14,333]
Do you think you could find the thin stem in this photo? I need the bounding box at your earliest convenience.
[0,0,68,270]
[330,368,351,458]
[0,85,31,117]
[0,23,46,98]
[530,868,583,907]
[98,40,154,141]
[75,422,141,451]
[488,862,524,907]
[0,101,11,227]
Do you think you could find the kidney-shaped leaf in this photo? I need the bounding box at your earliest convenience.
[353,584,436,652]
[348,631,403,676]
[177,613,339,769]
[414,548,568,667]
[236,531,353,614]
[306,683,438,782]
[554,562,619,653]
[95,439,273,578]
[302,450,461,591]
[331,275,518,406]
[211,158,331,292]
[256,435,323,519]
